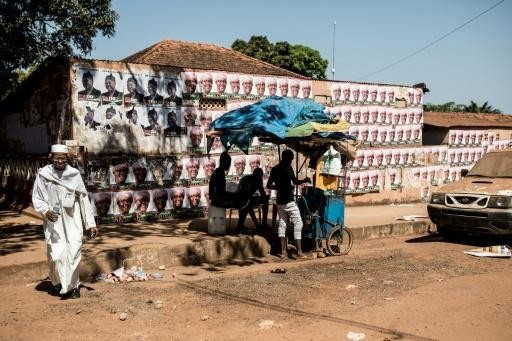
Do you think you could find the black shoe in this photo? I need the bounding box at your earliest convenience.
[70,287,80,299]
[49,284,62,296]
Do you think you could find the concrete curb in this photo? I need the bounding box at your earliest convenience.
[0,220,431,283]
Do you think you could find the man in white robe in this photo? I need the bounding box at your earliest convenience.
[32,144,98,299]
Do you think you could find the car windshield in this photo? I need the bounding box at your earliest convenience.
[467,151,512,178]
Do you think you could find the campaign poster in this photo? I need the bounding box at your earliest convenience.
[369,85,378,103]
[161,77,183,107]
[369,125,379,144]
[392,109,400,126]
[300,80,312,99]
[169,187,187,210]
[400,109,408,125]
[150,188,170,213]
[420,186,430,201]
[123,73,145,106]
[359,126,369,144]
[181,106,198,127]
[186,126,205,153]
[369,170,381,191]
[374,149,385,168]
[351,172,361,192]
[113,190,135,215]
[378,107,387,124]
[267,77,278,97]
[365,150,374,168]
[142,75,165,106]
[350,84,361,103]
[360,171,370,191]
[412,124,422,142]
[141,106,164,136]
[391,148,402,166]
[401,148,412,166]
[360,85,370,104]
[342,105,352,123]
[403,125,412,143]
[90,192,113,217]
[228,74,241,96]
[278,78,289,97]
[386,87,396,105]
[378,127,388,145]
[383,149,393,167]
[354,150,365,169]
[395,126,404,144]
[213,72,228,96]
[413,108,423,125]
[387,126,396,144]
[369,106,378,124]
[77,68,102,102]
[351,106,361,124]
[331,83,342,103]
[377,86,387,104]
[186,186,207,209]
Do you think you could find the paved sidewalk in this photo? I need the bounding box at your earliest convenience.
[0,203,431,283]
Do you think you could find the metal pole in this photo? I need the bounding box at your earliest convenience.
[332,21,336,80]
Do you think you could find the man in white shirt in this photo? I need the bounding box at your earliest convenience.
[32,144,98,299]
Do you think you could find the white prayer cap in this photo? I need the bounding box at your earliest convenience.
[51,144,68,154]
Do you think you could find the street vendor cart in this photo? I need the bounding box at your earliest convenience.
[207,96,356,256]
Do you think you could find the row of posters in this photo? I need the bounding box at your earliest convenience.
[348,146,486,170]
[326,106,424,126]
[350,125,422,145]
[87,152,279,192]
[447,130,511,147]
[76,68,313,105]
[330,83,423,106]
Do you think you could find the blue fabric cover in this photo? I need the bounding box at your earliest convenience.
[210,96,329,153]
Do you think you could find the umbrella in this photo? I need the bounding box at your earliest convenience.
[208,96,331,154]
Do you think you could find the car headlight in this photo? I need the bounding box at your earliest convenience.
[430,193,445,204]
[487,196,512,208]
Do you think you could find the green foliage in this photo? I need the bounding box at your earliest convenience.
[232,36,328,79]
[0,0,118,98]
[463,101,501,114]
[423,102,465,113]
[424,101,501,114]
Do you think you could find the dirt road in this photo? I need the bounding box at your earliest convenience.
[1,233,511,341]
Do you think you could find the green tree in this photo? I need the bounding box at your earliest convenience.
[0,0,118,98]
[463,101,501,114]
[424,101,465,112]
[232,35,328,79]
[424,101,501,114]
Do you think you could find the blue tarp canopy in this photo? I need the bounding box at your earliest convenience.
[208,96,333,154]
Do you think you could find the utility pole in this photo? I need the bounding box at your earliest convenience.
[332,20,336,80]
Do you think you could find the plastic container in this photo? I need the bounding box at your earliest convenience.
[208,205,226,234]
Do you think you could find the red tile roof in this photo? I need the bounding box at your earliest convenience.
[424,112,512,128]
[122,39,306,78]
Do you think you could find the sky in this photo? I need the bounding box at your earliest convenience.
[89,0,512,113]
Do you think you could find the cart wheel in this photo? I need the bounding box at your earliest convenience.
[326,225,353,256]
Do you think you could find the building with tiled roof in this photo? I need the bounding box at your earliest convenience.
[122,39,305,79]
[424,111,512,128]
[423,111,512,145]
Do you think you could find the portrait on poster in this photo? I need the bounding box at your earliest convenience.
[187,126,205,151]
[378,107,387,124]
[391,148,402,166]
[141,107,163,136]
[83,103,101,132]
[202,156,218,179]
[114,191,135,215]
[351,106,361,124]
[300,80,312,99]
[163,108,183,136]
[143,76,164,106]
[99,71,123,105]
[180,72,199,98]
[364,150,374,168]
[228,74,240,96]
[77,69,102,102]
[182,106,198,127]
[359,126,369,143]
[267,77,278,97]
[374,149,384,168]
[369,170,380,190]
[331,83,342,103]
[230,154,248,177]
[123,74,145,105]
[286,79,299,98]
[360,171,370,191]
[150,189,170,213]
[181,157,202,181]
[163,78,182,107]
[213,72,228,96]
[369,126,379,144]
[198,72,214,96]
[186,187,206,209]
[349,84,359,103]
[91,192,113,217]
[369,106,378,124]
[254,77,266,97]
[360,85,369,104]
[169,187,187,209]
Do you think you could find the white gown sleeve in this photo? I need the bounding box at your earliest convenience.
[32,172,50,215]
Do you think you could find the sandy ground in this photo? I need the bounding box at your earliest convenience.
[1,233,511,341]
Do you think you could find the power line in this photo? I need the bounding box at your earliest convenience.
[356,0,505,81]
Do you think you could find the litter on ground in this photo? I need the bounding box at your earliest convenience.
[463,245,511,258]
